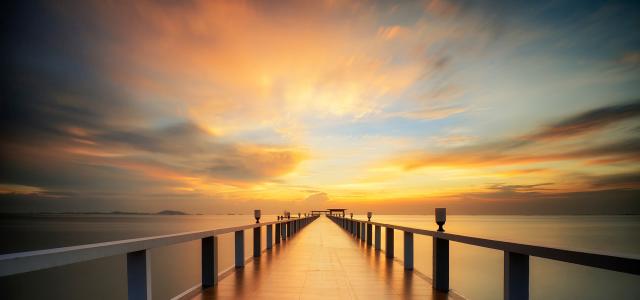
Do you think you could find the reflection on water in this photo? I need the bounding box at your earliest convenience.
[1,214,639,299]
[0,214,273,299]
[361,214,640,300]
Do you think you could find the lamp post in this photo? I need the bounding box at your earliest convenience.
[367,212,372,221]
[435,208,446,231]
[254,209,261,223]
[350,213,353,219]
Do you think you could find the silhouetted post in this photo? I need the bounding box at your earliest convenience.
[404,232,413,270]
[127,250,151,300]
[253,227,261,257]
[202,236,218,288]
[287,221,292,237]
[235,230,244,267]
[275,223,281,244]
[504,252,529,300]
[367,224,373,246]
[385,227,394,258]
[360,222,366,241]
[375,225,381,250]
[356,222,361,239]
[281,222,287,240]
[266,225,272,249]
[433,208,449,291]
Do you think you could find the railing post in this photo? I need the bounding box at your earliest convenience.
[375,225,381,250]
[202,236,218,288]
[287,221,292,237]
[354,222,358,237]
[275,223,281,244]
[366,223,372,245]
[404,231,413,270]
[504,252,529,300]
[127,250,151,300]
[235,230,244,267]
[282,222,287,240]
[433,237,449,291]
[253,227,261,257]
[361,222,366,241]
[385,227,394,258]
[266,224,273,249]
[356,222,361,239]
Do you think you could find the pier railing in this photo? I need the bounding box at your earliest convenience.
[0,214,318,300]
[327,211,640,300]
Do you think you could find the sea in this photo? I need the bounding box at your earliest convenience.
[1,214,639,299]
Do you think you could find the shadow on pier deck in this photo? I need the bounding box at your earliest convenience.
[192,216,456,300]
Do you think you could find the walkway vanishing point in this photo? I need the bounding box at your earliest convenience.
[1,209,639,300]
[193,215,456,300]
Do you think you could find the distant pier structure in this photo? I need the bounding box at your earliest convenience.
[310,208,347,216]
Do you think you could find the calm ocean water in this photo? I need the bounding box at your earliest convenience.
[1,214,639,299]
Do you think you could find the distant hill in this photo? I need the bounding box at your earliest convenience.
[155,210,189,215]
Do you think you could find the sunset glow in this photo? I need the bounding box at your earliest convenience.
[1,0,639,214]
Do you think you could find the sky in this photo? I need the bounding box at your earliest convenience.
[1,0,639,214]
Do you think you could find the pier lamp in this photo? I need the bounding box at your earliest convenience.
[298,212,301,218]
[367,212,372,221]
[254,209,261,223]
[435,208,446,232]
[350,213,353,219]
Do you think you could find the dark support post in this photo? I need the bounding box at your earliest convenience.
[275,223,281,244]
[282,222,287,240]
[504,252,529,300]
[385,227,394,258]
[235,230,244,267]
[127,250,151,300]
[360,222,365,241]
[366,224,373,246]
[287,221,292,237]
[404,232,413,270]
[353,221,357,236]
[253,227,261,257]
[433,237,449,291]
[375,225,381,250]
[202,236,218,288]
[266,224,273,249]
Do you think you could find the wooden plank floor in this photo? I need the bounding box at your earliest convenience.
[191,216,459,300]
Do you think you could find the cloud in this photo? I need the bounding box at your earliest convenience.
[304,192,330,206]
[390,105,467,120]
[589,172,640,189]
[525,99,640,141]
[619,51,640,66]
[391,100,640,171]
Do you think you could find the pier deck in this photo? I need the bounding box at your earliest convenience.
[192,216,455,300]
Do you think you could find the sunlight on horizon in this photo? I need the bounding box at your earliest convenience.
[1,0,639,214]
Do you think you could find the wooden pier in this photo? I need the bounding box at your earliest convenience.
[192,215,455,300]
